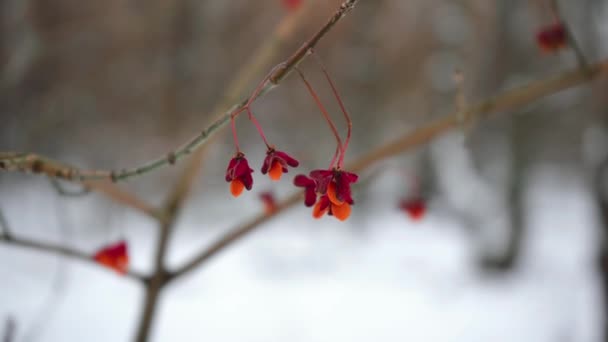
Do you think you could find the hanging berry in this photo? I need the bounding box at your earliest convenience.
[93,240,129,274]
[225,152,254,197]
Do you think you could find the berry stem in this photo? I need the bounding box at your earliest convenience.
[231,66,285,149]
[549,0,590,74]
[295,67,344,168]
[329,145,341,169]
[230,115,241,153]
[311,51,351,168]
[246,107,272,149]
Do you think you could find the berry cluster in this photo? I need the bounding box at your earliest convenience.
[225,52,358,221]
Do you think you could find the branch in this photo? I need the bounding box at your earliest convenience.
[551,0,590,72]
[41,159,159,221]
[0,0,360,183]
[168,192,302,279]
[0,232,145,281]
[133,3,318,339]
[154,0,316,210]
[348,59,608,171]
[82,180,164,221]
[49,178,91,197]
[169,58,608,280]
[133,119,212,342]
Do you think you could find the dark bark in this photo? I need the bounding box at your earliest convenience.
[134,274,167,342]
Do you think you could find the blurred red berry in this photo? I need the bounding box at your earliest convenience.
[225,152,254,197]
[282,0,303,11]
[536,22,567,53]
[260,191,277,214]
[400,198,426,221]
[94,240,129,274]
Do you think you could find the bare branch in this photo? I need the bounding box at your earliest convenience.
[168,192,303,279]
[551,0,590,73]
[49,178,91,197]
[133,2,324,339]
[169,58,608,280]
[82,181,163,221]
[46,167,161,221]
[0,231,145,281]
[0,0,361,183]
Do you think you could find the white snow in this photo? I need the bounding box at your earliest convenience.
[0,170,603,342]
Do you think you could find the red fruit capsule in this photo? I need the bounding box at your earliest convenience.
[260,191,278,214]
[536,22,567,53]
[294,168,358,221]
[261,149,299,181]
[93,240,129,274]
[225,152,254,197]
[400,198,426,221]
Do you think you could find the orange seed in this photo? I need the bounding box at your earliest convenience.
[268,161,283,181]
[332,202,351,221]
[327,182,344,205]
[230,179,245,197]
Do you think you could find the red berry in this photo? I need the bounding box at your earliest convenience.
[260,191,278,214]
[282,0,303,11]
[536,22,567,53]
[400,198,426,221]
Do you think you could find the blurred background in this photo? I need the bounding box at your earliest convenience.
[1,0,608,341]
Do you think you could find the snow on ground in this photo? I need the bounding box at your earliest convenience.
[0,170,603,341]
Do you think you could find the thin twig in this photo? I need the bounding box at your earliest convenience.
[550,0,590,73]
[50,178,162,226]
[0,232,145,281]
[132,4,315,336]
[134,134,210,342]
[311,51,352,167]
[82,181,163,221]
[295,67,344,168]
[0,207,144,280]
[134,4,205,337]
[49,178,91,197]
[169,58,608,279]
[0,0,360,183]
[167,192,302,279]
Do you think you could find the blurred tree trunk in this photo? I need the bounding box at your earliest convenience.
[595,158,608,342]
[473,0,527,272]
[481,116,527,270]
[133,1,191,341]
